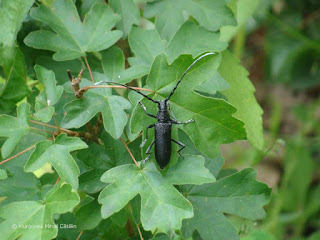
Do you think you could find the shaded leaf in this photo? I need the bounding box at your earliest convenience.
[219,51,264,150]
[0,103,30,158]
[0,183,80,240]
[24,0,122,61]
[75,199,102,230]
[0,0,34,110]
[25,133,88,189]
[77,143,112,194]
[0,48,30,113]
[182,169,271,240]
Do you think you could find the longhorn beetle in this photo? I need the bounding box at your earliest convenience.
[95,52,215,169]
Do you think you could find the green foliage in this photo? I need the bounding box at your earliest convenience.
[0,103,30,158]
[99,156,215,236]
[24,0,122,61]
[219,51,264,150]
[25,134,88,189]
[182,169,271,240]
[0,0,271,239]
[0,183,80,240]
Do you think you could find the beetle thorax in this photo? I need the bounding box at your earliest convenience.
[157,100,170,123]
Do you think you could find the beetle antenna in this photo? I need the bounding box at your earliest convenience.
[94,81,159,104]
[165,52,215,102]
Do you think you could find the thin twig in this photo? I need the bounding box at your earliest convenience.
[78,85,152,97]
[83,56,94,83]
[54,176,60,186]
[75,231,83,240]
[0,145,35,165]
[29,120,84,137]
[53,114,61,132]
[120,137,140,168]
[30,126,54,134]
[136,224,144,240]
[0,137,52,165]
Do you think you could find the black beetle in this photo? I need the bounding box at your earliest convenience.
[95,52,215,168]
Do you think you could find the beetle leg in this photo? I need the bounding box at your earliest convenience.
[140,124,155,148]
[171,119,194,124]
[168,102,177,121]
[171,139,185,158]
[138,101,156,118]
[143,140,155,163]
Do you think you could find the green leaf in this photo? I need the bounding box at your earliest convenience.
[109,0,140,38]
[24,0,122,61]
[219,51,264,150]
[166,21,228,64]
[130,54,246,158]
[77,143,112,194]
[33,65,64,122]
[195,72,229,96]
[144,0,187,42]
[0,183,80,240]
[102,46,147,84]
[0,48,30,113]
[61,86,131,139]
[220,0,260,42]
[25,133,88,189]
[0,0,34,64]
[144,0,236,41]
[75,199,102,230]
[128,21,228,71]
[241,230,277,240]
[0,0,34,111]
[0,103,30,158]
[0,167,42,207]
[128,27,166,72]
[186,0,236,31]
[99,156,215,235]
[0,169,7,180]
[182,169,271,240]
[166,155,216,185]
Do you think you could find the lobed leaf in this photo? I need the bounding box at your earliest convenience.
[61,89,131,139]
[102,46,147,84]
[144,0,236,41]
[109,0,140,38]
[99,155,215,235]
[33,65,64,122]
[128,21,227,73]
[182,169,271,240]
[25,133,88,189]
[24,0,122,61]
[219,51,264,150]
[0,103,30,158]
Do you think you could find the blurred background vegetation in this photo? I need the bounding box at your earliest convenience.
[224,0,320,239]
